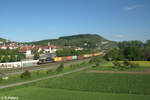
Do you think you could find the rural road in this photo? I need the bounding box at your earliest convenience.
[0,65,93,89]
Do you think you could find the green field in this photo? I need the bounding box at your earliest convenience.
[0,61,150,100]
[37,71,150,95]
[1,86,150,100]
[102,61,150,67]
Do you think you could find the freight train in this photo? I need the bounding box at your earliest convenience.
[37,52,106,64]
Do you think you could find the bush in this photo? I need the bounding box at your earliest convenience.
[81,61,86,65]
[69,64,74,69]
[130,63,140,68]
[34,53,40,60]
[20,70,31,79]
[36,70,40,76]
[46,69,52,74]
[113,61,121,67]
[123,59,130,66]
[0,77,2,82]
[56,63,64,72]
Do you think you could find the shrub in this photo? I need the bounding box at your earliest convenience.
[113,61,121,67]
[130,63,139,68]
[0,77,2,82]
[46,69,52,74]
[36,70,40,76]
[123,59,130,66]
[56,63,64,72]
[20,70,31,79]
[34,53,40,60]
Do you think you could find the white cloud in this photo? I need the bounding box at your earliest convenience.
[124,5,144,11]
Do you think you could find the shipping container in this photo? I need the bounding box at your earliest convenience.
[83,54,90,58]
[54,57,62,62]
[77,55,84,60]
[89,54,92,57]
[24,62,33,67]
[72,56,77,60]
[92,53,95,56]
[62,56,73,61]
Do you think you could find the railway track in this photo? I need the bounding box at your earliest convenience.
[0,58,91,76]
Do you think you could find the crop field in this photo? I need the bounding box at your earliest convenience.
[37,71,150,95]
[101,61,150,67]
[1,86,150,100]
[0,61,150,100]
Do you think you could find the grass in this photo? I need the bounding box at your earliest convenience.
[101,61,150,67]
[90,61,150,72]
[37,71,150,95]
[0,61,150,100]
[1,86,150,100]
[0,61,92,86]
[90,66,147,72]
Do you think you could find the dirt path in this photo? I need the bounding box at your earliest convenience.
[0,65,93,89]
[89,69,150,74]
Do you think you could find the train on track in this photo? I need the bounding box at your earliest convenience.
[37,52,106,64]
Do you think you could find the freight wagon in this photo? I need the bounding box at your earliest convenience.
[37,52,106,64]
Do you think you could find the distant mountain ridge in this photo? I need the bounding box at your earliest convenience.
[24,34,117,50]
[0,37,7,42]
[0,34,117,50]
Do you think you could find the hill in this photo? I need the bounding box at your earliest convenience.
[25,34,117,50]
[0,37,7,42]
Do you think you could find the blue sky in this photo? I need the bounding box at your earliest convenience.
[0,0,150,42]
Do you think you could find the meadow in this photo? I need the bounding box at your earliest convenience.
[1,86,150,100]
[0,61,90,86]
[0,61,150,100]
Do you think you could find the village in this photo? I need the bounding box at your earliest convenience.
[0,41,85,68]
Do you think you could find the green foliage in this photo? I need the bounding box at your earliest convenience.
[9,55,17,62]
[130,63,139,68]
[56,47,98,57]
[37,72,150,95]
[24,34,117,50]
[20,70,31,79]
[118,40,144,48]
[1,55,10,63]
[146,40,150,47]
[36,70,40,76]
[0,49,25,62]
[0,77,2,82]
[112,60,140,70]
[46,69,52,74]
[56,63,64,72]
[123,59,130,66]
[34,53,40,60]
[106,46,150,61]
[113,61,121,67]
[1,87,150,100]
[90,56,106,67]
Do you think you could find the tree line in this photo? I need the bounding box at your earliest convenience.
[56,48,99,57]
[105,40,150,61]
[0,48,25,63]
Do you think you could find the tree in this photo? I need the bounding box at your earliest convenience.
[146,40,150,47]
[106,49,119,60]
[33,53,40,60]
[17,54,21,61]
[113,61,121,67]
[56,63,64,72]
[1,55,9,63]
[20,70,31,79]
[90,56,105,67]
[123,59,130,66]
[9,55,17,62]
